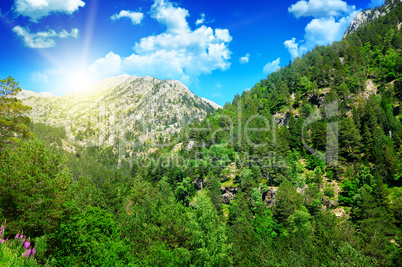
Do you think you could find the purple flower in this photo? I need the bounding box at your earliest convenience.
[1,226,4,232]
[15,234,19,239]
[20,234,23,239]
[32,248,36,257]
[23,248,32,258]
[24,241,30,249]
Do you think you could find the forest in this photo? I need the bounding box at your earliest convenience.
[1,1,402,266]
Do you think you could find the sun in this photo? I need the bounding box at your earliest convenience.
[64,69,93,91]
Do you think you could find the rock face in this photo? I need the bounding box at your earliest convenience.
[20,75,220,154]
[273,113,290,127]
[222,192,235,204]
[322,197,339,209]
[220,185,238,204]
[263,187,278,206]
[358,79,378,99]
[343,0,402,39]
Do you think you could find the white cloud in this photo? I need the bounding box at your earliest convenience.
[284,38,305,60]
[304,13,356,47]
[12,26,79,48]
[111,10,144,25]
[288,0,354,18]
[151,0,189,34]
[285,0,358,59]
[90,0,232,85]
[196,13,205,25]
[14,0,85,22]
[263,58,280,74]
[239,53,250,64]
[89,52,123,78]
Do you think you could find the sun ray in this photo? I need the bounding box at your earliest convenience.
[81,0,99,68]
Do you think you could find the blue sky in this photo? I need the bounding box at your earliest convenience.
[0,0,384,106]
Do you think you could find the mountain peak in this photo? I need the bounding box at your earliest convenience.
[15,89,55,100]
[343,0,401,39]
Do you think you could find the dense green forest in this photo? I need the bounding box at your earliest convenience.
[1,2,402,266]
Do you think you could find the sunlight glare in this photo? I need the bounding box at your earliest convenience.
[65,69,93,91]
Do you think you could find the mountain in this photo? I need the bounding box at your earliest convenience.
[14,89,55,99]
[20,75,220,153]
[343,0,402,38]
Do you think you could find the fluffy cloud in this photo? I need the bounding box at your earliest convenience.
[151,0,189,34]
[239,53,250,64]
[288,0,354,18]
[263,58,280,74]
[89,52,123,78]
[304,14,356,47]
[196,13,205,25]
[111,10,144,25]
[285,0,358,59]
[12,26,79,48]
[284,38,305,60]
[14,0,85,22]
[90,0,232,84]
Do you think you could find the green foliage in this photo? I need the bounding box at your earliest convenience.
[187,191,232,266]
[0,140,71,237]
[175,176,196,205]
[323,186,335,198]
[287,206,312,234]
[339,179,359,206]
[339,117,362,161]
[54,206,132,266]
[336,242,374,266]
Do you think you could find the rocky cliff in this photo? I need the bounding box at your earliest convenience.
[343,0,401,38]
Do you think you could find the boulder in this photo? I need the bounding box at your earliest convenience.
[222,192,234,204]
[263,187,278,206]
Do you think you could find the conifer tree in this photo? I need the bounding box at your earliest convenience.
[339,117,362,162]
[0,76,33,147]
[273,180,303,225]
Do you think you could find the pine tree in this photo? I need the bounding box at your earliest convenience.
[273,180,303,225]
[0,76,33,147]
[339,117,362,162]
[228,192,258,266]
[205,173,222,212]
